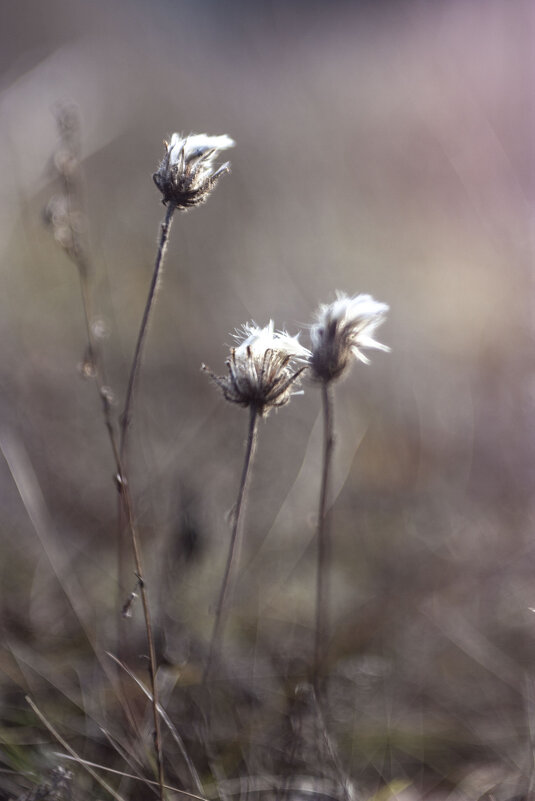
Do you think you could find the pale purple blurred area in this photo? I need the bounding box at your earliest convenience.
[1,0,534,795]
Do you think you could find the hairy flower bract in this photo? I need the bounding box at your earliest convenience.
[153,132,235,209]
[204,321,311,416]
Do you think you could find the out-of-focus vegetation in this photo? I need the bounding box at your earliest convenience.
[0,1,533,799]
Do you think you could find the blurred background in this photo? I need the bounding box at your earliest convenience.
[0,0,534,798]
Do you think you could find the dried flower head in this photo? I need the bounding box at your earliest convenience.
[203,321,311,416]
[153,132,235,208]
[310,292,389,382]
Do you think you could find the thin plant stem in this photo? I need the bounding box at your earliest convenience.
[54,755,210,801]
[52,113,178,801]
[54,109,122,473]
[106,652,206,798]
[51,110,140,736]
[78,272,123,469]
[26,696,128,801]
[114,202,178,801]
[72,310,166,797]
[76,201,175,799]
[204,404,260,682]
[120,201,176,460]
[117,480,166,800]
[311,687,351,801]
[314,379,335,696]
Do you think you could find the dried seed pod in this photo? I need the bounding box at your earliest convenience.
[204,321,311,416]
[153,132,235,208]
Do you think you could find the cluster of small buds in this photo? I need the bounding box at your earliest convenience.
[43,106,90,268]
[309,292,390,383]
[43,194,86,259]
[203,321,311,416]
[153,132,235,209]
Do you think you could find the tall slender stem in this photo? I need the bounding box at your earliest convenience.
[120,202,176,459]
[118,479,165,799]
[204,405,260,682]
[78,272,123,471]
[52,110,139,729]
[76,237,166,793]
[55,110,122,475]
[314,380,335,695]
[115,202,177,801]
[52,111,176,801]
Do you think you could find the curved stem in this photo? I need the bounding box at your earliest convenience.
[203,405,260,683]
[120,202,176,460]
[314,380,335,696]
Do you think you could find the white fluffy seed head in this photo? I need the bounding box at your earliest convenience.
[310,292,389,382]
[233,321,311,363]
[204,322,311,416]
[168,133,235,164]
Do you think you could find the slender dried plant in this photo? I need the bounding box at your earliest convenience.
[122,131,235,452]
[202,322,311,681]
[44,108,141,722]
[308,292,389,694]
[45,117,235,801]
[44,106,120,467]
[115,130,234,801]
